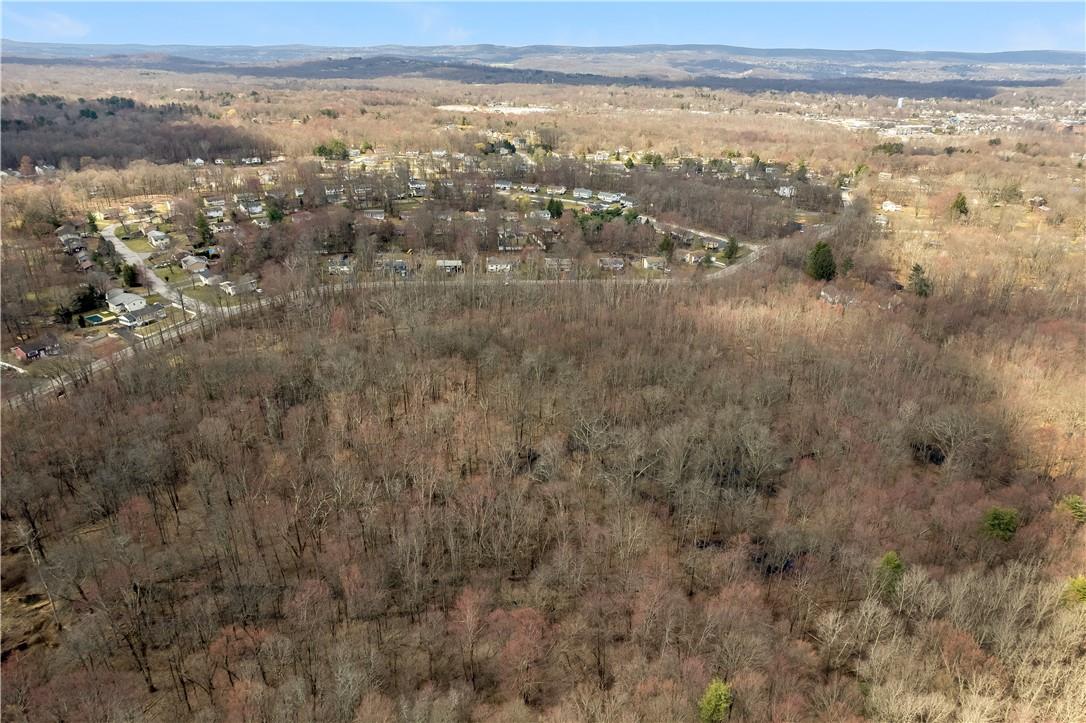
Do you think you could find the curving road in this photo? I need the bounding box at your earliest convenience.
[104,224,214,316]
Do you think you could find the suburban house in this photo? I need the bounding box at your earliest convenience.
[597,192,624,204]
[193,269,223,287]
[777,185,797,198]
[180,255,209,273]
[327,255,354,275]
[205,196,227,209]
[127,203,153,217]
[11,334,61,363]
[545,186,567,196]
[436,259,464,273]
[205,207,225,220]
[493,180,513,191]
[882,200,902,213]
[375,257,409,276]
[573,188,593,200]
[486,257,518,273]
[703,239,721,251]
[520,184,539,193]
[544,257,573,272]
[683,251,705,265]
[58,230,87,254]
[642,256,668,271]
[598,257,625,272]
[363,209,386,221]
[220,275,258,296]
[147,230,171,249]
[106,289,147,314]
[75,250,95,272]
[118,304,168,327]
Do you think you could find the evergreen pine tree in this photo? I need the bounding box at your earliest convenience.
[908,263,933,297]
[805,241,836,281]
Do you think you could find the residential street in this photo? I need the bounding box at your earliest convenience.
[10,222,771,409]
[104,223,214,315]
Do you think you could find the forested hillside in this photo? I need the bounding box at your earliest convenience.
[3,265,1083,721]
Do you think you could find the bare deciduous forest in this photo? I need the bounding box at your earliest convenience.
[1,39,1084,723]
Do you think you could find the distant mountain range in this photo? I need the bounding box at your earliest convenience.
[3,39,1083,66]
[2,40,1081,100]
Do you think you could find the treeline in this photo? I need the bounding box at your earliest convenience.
[0,95,274,169]
[2,268,1082,721]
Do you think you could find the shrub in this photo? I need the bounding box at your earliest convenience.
[1065,576,1086,604]
[872,142,904,155]
[876,551,904,596]
[1059,494,1086,523]
[951,192,969,217]
[699,679,733,723]
[982,507,1019,542]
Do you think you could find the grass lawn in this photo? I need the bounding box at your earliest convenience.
[154,264,183,283]
[124,237,155,253]
[715,246,752,265]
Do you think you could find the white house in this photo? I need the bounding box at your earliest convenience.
[573,188,593,200]
[776,186,797,198]
[494,180,513,191]
[881,200,902,213]
[220,275,258,295]
[436,259,464,273]
[193,269,223,287]
[106,289,147,314]
[147,230,171,249]
[642,256,667,271]
[597,192,623,204]
[545,186,567,196]
[486,257,517,273]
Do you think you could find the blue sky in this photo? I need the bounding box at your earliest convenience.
[2,2,1084,52]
